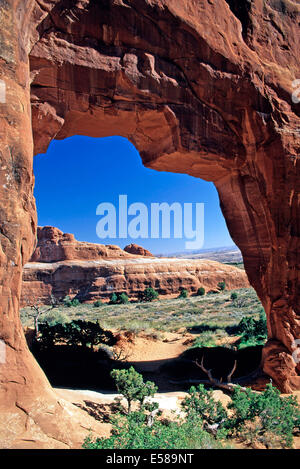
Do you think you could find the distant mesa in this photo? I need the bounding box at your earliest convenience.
[21,226,249,306]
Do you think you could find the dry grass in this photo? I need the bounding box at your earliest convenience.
[20,287,263,348]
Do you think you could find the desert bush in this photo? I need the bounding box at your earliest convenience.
[38,319,115,351]
[83,374,224,449]
[182,384,228,439]
[110,366,157,414]
[42,310,70,326]
[109,293,119,305]
[197,287,206,296]
[118,293,129,304]
[230,292,238,301]
[93,300,102,307]
[83,410,224,449]
[236,309,267,348]
[138,287,159,302]
[227,383,300,448]
[178,288,188,298]
[191,331,218,348]
[63,296,80,307]
[109,292,129,305]
[217,281,226,291]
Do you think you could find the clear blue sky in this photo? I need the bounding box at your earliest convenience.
[33,135,235,255]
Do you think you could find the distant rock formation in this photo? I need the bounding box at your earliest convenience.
[30,226,149,262]
[21,226,249,306]
[124,243,153,257]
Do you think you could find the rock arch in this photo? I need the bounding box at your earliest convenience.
[0,0,299,447]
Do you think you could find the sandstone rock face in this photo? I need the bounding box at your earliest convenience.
[30,226,143,262]
[0,0,299,448]
[22,226,247,305]
[21,257,249,306]
[124,243,153,257]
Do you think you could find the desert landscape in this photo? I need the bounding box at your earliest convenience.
[17,225,299,449]
[0,0,299,453]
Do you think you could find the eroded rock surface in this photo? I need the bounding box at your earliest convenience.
[30,226,141,262]
[21,226,248,305]
[124,243,154,257]
[0,0,299,449]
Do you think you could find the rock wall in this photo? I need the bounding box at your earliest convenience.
[0,0,299,448]
[21,257,249,306]
[21,226,247,305]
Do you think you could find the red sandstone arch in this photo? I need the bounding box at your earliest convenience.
[0,0,299,447]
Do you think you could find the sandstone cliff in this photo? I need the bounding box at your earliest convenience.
[21,226,248,305]
[30,226,144,262]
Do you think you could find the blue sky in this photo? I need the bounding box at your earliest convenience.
[33,135,235,255]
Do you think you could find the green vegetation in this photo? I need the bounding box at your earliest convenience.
[109,292,129,305]
[84,370,300,449]
[227,384,300,448]
[83,410,222,449]
[217,281,226,291]
[178,288,188,298]
[235,310,267,348]
[93,300,102,307]
[197,287,206,296]
[83,368,226,449]
[118,293,129,304]
[138,287,159,302]
[109,293,119,305]
[230,292,238,301]
[182,384,228,439]
[38,309,70,326]
[21,288,264,339]
[37,319,115,351]
[110,366,157,414]
[63,296,81,307]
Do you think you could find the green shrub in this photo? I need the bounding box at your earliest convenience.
[63,295,80,307]
[93,300,102,307]
[178,288,188,298]
[63,295,72,307]
[191,331,218,348]
[118,293,129,304]
[109,293,119,305]
[236,309,267,347]
[42,310,70,326]
[138,287,159,302]
[38,319,115,351]
[110,366,157,414]
[230,292,238,301]
[83,410,223,449]
[71,298,80,307]
[182,384,228,439]
[217,281,226,291]
[197,287,206,296]
[227,383,300,448]
[109,292,129,305]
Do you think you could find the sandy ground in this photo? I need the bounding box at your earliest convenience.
[54,332,300,450]
[126,331,193,372]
